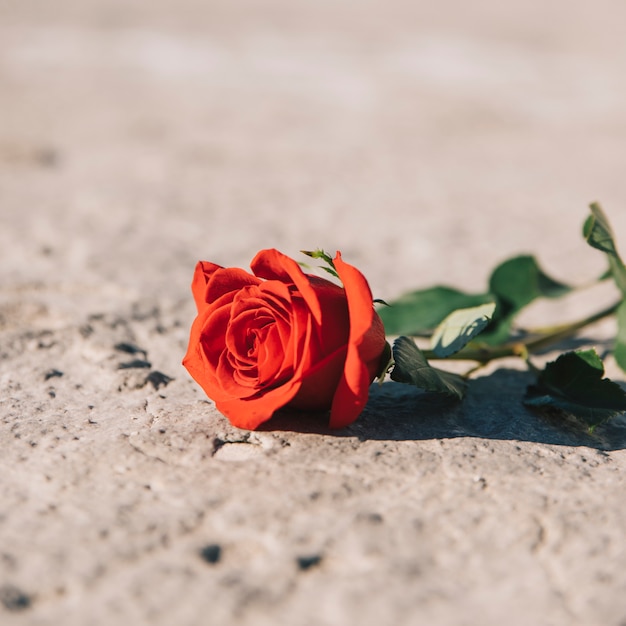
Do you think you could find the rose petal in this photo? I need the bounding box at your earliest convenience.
[217,350,259,398]
[191,261,222,312]
[226,282,298,384]
[206,267,262,305]
[225,307,267,362]
[256,323,287,384]
[214,314,315,430]
[201,305,233,365]
[328,252,386,428]
[250,249,323,325]
[288,345,347,411]
[182,306,224,398]
[307,275,350,356]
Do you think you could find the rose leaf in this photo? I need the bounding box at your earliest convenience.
[614,300,626,373]
[480,254,573,345]
[524,348,626,429]
[430,301,497,357]
[583,202,626,295]
[378,286,493,336]
[390,336,466,400]
[583,204,626,373]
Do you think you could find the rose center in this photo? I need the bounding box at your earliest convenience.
[225,305,292,389]
[246,323,269,357]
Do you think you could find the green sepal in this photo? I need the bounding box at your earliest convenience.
[300,249,339,279]
[375,341,393,384]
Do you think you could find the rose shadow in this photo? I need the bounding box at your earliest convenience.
[260,367,626,451]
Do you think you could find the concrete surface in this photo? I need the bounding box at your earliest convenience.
[2,1,626,624]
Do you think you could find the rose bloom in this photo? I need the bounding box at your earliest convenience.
[183,249,387,430]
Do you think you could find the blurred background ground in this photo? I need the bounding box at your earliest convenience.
[2,1,626,625]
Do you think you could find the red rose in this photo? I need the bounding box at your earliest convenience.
[182,249,387,430]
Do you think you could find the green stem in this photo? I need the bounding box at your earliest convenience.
[422,300,620,364]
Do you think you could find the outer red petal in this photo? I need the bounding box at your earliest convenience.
[206,268,261,304]
[250,249,323,325]
[288,345,347,411]
[192,261,262,313]
[191,261,222,312]
[329,252,386,428]
[182,305,223,399]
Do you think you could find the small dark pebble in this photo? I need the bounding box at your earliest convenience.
[114,342,148,358]
[117,360,151,370]
[79,324,93,338]
[44,369,63,381]
[199,544,222,565]
[0,584,32,612]
[145,371,174,390]
[296,555,322,571]
[357,512,384,525]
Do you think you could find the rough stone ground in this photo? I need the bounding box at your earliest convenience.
[2,1,626,624]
